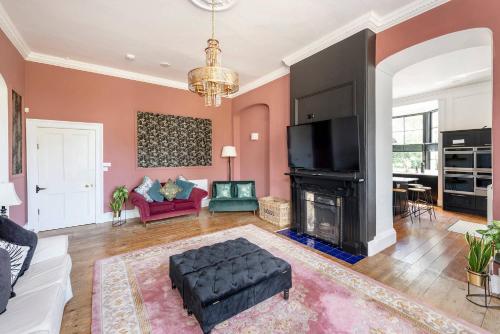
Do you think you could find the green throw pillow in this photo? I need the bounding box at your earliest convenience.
[237,183,253,198]
[215,183,231,198]
[160,179,181,201]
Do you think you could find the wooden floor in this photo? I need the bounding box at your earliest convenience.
[40,207,500,333]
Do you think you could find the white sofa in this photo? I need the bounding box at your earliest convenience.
[0,235,72,334]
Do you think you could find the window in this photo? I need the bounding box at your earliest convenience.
[392,108,438,173]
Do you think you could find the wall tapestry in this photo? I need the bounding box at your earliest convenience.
[12,90,22,175]
[137,111,212,168]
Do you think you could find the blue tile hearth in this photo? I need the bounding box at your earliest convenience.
[277,229,365,265]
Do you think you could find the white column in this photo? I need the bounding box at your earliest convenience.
[367,67,397,256]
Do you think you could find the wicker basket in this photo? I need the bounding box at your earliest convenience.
[258,197,291,227]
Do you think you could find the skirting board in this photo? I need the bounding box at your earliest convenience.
[367,227,397,256]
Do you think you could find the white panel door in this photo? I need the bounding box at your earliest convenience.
[36,127,96,231]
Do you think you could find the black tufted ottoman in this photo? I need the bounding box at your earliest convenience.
[182,248,292,334]
[169,238,261,304]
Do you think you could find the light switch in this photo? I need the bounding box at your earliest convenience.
[250,133,259,141]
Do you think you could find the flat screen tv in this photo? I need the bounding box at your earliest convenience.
[287,116,360,172]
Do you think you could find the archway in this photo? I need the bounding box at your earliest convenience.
[371,28,493,255]
[0,74,8,183]
[234,103,271,197]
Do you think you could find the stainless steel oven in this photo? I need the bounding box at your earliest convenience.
[444,147,474,170]
[475,172,492,197]
[475,147,492,170]
[444,170,475,195]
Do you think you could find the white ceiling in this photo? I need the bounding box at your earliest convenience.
[0,0,449,94]
[393,46,492,99]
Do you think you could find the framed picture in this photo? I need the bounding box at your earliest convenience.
[12,90,22,175]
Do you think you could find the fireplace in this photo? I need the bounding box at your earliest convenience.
[303,191,343,247]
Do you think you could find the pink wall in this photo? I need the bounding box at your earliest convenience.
[232,75,290,199]
[376,0,500,218]
[25,62,233,212]
[0,29,26,225]
[238,104,270,197]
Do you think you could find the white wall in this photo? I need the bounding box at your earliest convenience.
[394,81,492,131]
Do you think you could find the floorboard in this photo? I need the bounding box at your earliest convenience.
[38,207,499,333]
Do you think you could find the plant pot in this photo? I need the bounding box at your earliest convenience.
[467,269,488,287]
[113,210,122,219]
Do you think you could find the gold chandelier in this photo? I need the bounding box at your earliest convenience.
[188,0,239,107]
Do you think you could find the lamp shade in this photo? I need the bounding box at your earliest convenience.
[0,182,22,206]
[221,146,237,158]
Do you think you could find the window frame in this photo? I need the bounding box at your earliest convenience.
[392,109,438,171]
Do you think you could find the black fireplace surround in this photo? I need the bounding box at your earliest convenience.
[287,29,376,256]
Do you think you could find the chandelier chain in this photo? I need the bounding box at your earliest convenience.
[211,0,215,39]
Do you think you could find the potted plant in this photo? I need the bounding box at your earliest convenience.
[477,220,500,262]
[465,232,493,287]
[110,186,129,219]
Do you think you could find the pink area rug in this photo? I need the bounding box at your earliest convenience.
[92,225,486,334]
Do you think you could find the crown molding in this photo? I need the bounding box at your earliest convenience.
[0,3,30,57]
[282,0,449,67]
[1,0,449,96]
[232,66,290,97]
[26,52,188,90]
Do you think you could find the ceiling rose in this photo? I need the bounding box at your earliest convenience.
[190,0,237,11]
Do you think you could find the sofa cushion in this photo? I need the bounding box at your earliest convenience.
[149,201,175,215]
[173,199,195,211]
[0,283,65,334]
[0,249,11,314]
[175,178,196,200]
[0,217,38,277]
[215,183,232,198]
[209,197,259,212]
[31,236,68,266]
[134,176,154,202]
[14,254,71,298]
[147,180,164,202]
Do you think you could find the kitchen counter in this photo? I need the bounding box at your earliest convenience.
[393,171,438,177]
[393,172,438,204]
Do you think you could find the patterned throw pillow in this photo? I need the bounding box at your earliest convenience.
[237,183,253,198]
[0,240,29,286]
[160,179,182,201]
[215,183,232,198]
[134,176,154,202]
[147,180,164,202]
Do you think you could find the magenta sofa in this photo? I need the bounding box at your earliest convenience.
[129,187,208,225]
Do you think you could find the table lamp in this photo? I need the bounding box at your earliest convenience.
[0,182,22,218]
[221,146,237,181]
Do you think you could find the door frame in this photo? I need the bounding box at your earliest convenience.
[26,119,103,232]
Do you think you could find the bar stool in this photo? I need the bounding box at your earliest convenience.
[393,188,413,223]
[420,186,436,219]
[408,187,434,222]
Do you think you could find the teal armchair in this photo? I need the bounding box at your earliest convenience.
[208,181,259,214]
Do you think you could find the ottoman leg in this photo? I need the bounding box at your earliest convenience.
[187,309,193,316]
[171,282,176,289]
[284,289,289,300]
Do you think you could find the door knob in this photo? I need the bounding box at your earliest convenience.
[85,184,90,188]
[35,185,47,193]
